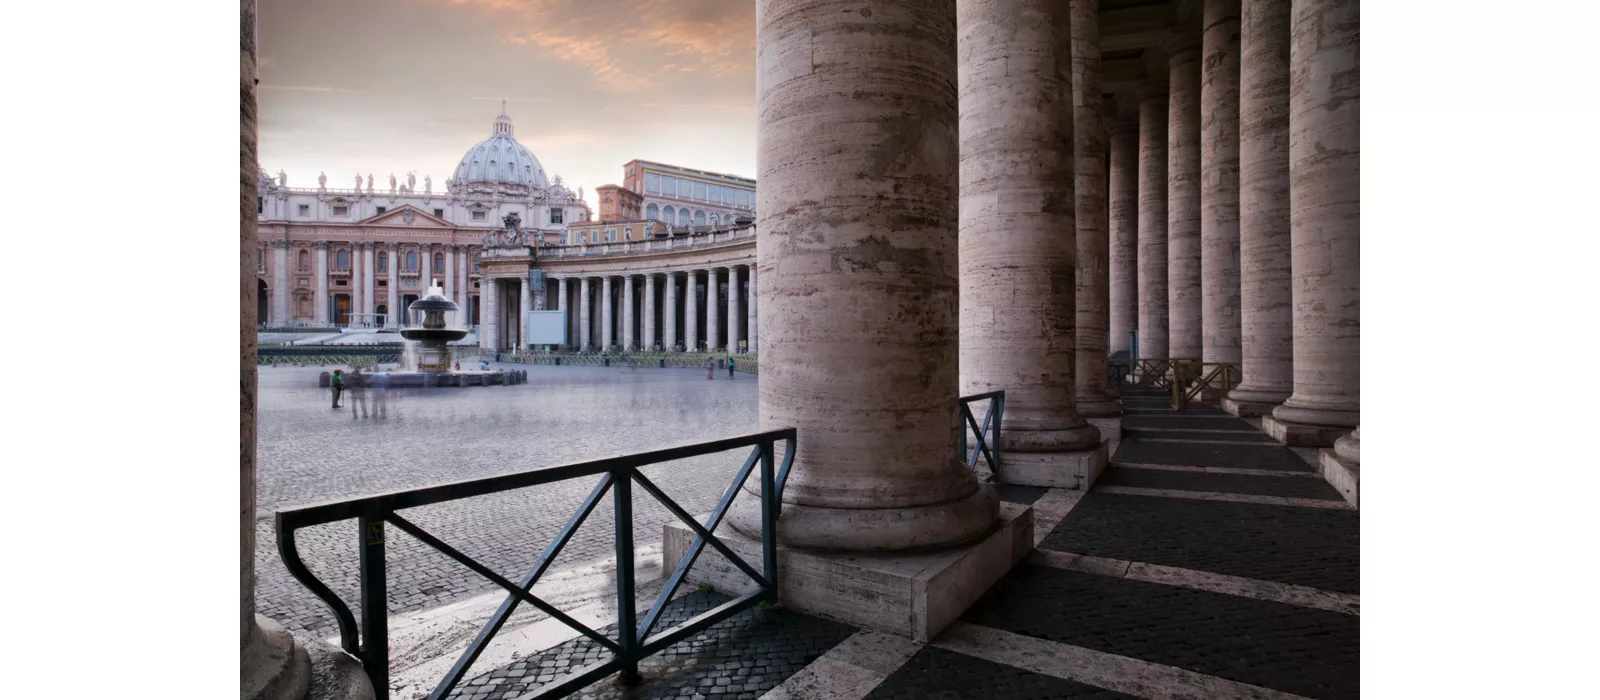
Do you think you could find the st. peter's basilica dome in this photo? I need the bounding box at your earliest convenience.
[451,103,549,192]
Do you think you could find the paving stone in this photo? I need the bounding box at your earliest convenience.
[1041,492,1359,593]
[1121,414,1257,431]
[865,646,1135,700]
[961,564,1359,700]
[1112,439,1313,471]
[994,483,1050,505]
[1096,466,1343,500]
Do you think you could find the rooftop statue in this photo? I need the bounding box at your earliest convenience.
[318,171,327,189]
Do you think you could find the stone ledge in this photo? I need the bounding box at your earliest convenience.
[663,502,1033,643]
[1221,397,1279,418]
[1260,415,1348,447]
[1317,450,1360,509]
[994,441,1109,490]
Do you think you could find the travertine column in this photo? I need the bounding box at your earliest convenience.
[314,241,330,325]
[643,275,657,351]
[271,240,289,325]
[601,277,614,350]
[745,266,758,353]
[385,245,400,328]
[1167,36,1203,361]
[363,244,376,320]
[623,275,636,351]
[1137,85,1169,359]
[579,277,593,350]
[1072,0,1118,416]
[1202,0,1243,364]
[422,244,433,291]
[726,266,740,352]
[444,247,455,310]
[665,273,679,351]
[1269,0,1359,435]
[959,0,1099,456]
[706,268,720,352]
[480,279,498,350]
[731,0,996,551]
[520,275,532,349]
[1108,119,1139,355]
[1227,0,1294,409]
[556,277,569,347]
[685,271,699,352]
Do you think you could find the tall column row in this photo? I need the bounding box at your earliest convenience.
[545,268,759,353]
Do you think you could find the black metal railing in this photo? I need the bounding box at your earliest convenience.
[275,428,796,700]
[958,391,1005,473]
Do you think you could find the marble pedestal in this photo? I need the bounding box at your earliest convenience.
[995,441,1110,491]
[663,502,1032,643]
[1259,415,1349,447]
[1317,449,1360,508]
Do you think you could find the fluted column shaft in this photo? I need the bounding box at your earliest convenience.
[623,276,636,350]
[1072,0,1118,416]
[706,268,721,352]
[1168,41,1203,360]
[444,247,456,312]
[579,277,592,350]
[644,275,657,351]
[1272,0,1359,429]
[481,278,498,350]
[314,242,329,325]
[1202,0,1243,364]
[959,0,1098,452]
[1137,87,1169,359]
[1108,119,1139,355]
[730,0,996,552]
[422,244,433,289]
[665,273,679,350]
[1229,0,1294,406]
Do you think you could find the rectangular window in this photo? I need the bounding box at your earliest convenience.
[625,227,632,240]
[375,206,387,214]
[550,209,564,224]
[606,229,617,242]
[695,181,708,201]
[298,204,310,216]
[471,210,487,221]
[661,176,676,197]
[332,205,349,217]
[258,197,264,214]
[433,208,444,217]
[337,279,347,286]
[378,280,387,287]
[645,173,660,194]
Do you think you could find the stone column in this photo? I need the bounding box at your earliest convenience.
[1264,0,1359,445]
[271,240,289,325]
[730,0,997,552]
[520,274,532,350]
[685,271,699,352]
[1225,0,1293,414]
[665,272,679,351]
[422,244,434,289]
[1072,0,1118,417]
[706,268,720,352]
[726,266,740,353]
[601,276,615,350]
[745,266,758,353]
[361,244,374,321]
[313,242,330,325]
[579,277,593,350]
[480,279,498,350]
[643,275,657,351]
[444,246,455,305]
[1137,85,1170,360]
[959,0,1101,481]
[385,245,400,328]
[1167,35,1203,361]
[1202,0,1243,364]
[556,277,569,348]
[1108,119,1139,355]
[623,275,636,351]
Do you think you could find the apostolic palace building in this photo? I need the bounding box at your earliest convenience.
[255,105,760,354]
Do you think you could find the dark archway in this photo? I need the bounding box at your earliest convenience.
[257,279,268,325]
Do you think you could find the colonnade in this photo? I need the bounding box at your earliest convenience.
[540,266,758,353]
[263,241,480,328]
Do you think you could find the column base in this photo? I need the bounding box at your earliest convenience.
[1317,449,1359,509]
[1221,397,1280,417]
[1259,415,1349,447]
[1075,393,1123,418]
[663,502,1032,642]
[994,440,1109,491]
[243,615,311,700]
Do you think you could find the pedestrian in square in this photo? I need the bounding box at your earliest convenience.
[706,357,715,380]
[348,370,369,420]
[727,358,735,378]
[330,369,344,409]
[373,371,390,419]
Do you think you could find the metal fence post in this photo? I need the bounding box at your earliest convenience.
[760,439,778,605]
[993,394,1004,469]
[613,470,640,685]
[358,508,390,700]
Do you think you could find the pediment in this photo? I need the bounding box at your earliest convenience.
[360,205,449,227]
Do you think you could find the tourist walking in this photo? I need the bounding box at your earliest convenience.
[330,369,344,409]
[348,370,369,420]
[706,357,715,380]
[373,371,390,419]
[727,358,735,378]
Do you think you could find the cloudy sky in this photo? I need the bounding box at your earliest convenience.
[257,0,756,208]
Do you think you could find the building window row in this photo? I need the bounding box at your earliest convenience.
[643,172,752,208]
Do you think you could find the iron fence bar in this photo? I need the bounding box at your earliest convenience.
[760,438,778,605]
[384,513,620,653]
[612,468,641,685]
[629,471,769,588]
[638,446,760,642]
[275,520,360,656]
[961,409,997,471]
[636,590,767,657]
[972,398,998,469]
[427,475,615,700]
[358,508,391,700]
[774,435,796,510]
[957,404,970,467]
[995,393,1005,467]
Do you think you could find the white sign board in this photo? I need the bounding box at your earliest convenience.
[525,310,567,344]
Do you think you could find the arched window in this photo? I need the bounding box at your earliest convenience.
[406,251,418,270]
[336,249,349,269]
[433,253,443,270]
[678,208,690,226]
[662,205,675,224]
[297,249,310,271]
[646,203,659,221]
[694,210,707,226]
[378,255,388,272]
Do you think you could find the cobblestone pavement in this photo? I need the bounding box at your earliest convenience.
[255,364,761,636]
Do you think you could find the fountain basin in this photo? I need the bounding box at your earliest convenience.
[399,328,470,342]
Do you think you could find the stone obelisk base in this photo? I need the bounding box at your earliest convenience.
[663,502,1032,643]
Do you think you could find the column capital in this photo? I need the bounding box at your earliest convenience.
[314,240,330,250]
[357,241,373,251]
[269,238,291,249]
